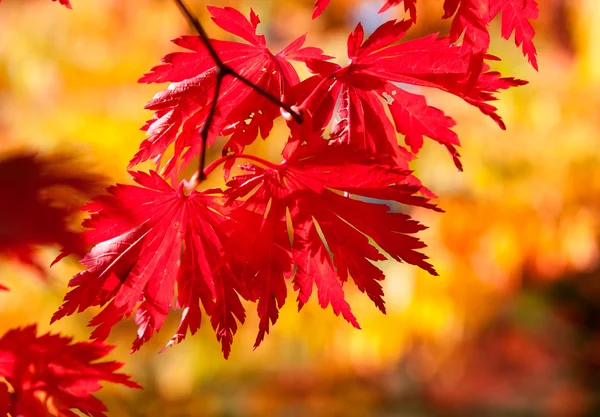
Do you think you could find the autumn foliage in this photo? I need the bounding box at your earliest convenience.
[51,1,538,358]
[0,325,140,417]
[0,0,540,414]
[0,152,104,282]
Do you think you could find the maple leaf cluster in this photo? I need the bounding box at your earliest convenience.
[314,0,539,70]
[0,151,134,415]
[46,2,538,358]
[0,325,140,417]
[0,152,105,285]
[0,0,539,414]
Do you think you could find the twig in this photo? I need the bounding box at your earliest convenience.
[173,0,303,182]
[198,71,223,180]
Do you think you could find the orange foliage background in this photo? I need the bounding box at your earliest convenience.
[1,0,599,416]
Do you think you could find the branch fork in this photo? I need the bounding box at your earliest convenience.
[174,0,303,183]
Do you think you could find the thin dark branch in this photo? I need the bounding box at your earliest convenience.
[173,0,303,182]
[228,71,302,123]
[173,0,221,64]
[198,72,223,180]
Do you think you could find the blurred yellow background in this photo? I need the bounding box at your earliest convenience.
[1,0,600,416]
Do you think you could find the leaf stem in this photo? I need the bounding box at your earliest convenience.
[173,0,303,183]
[227,69,302,124]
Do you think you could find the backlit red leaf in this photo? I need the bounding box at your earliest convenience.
[224,140,439,345]
[312,0,538,68]
[489,0,539,69]
[134,7,331,177]
[295,20,523,173]
[52,171,245,358]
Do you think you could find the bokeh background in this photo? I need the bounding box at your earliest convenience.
[1,0,600,416]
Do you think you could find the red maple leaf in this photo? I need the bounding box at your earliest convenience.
[312,0,538,69]
[0,151,105,281]
[133,6,330,177]
[0,325,140,417]
[53,0,71,8]
[48,1,537,362]
[223,137,440,348]
[53,143,439,357]
[293,20,524,174]
[0,384,8,417]
[444,0,539,69]
[380,0,417,20]
[52,171,246,358]
[313,0,416,20]
[490,0,539,69]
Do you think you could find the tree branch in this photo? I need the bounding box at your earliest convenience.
[173,0,303,183]
[198,71,223,181]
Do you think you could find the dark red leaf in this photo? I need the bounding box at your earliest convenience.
[0,151,105,282]
[0,325,140,417]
